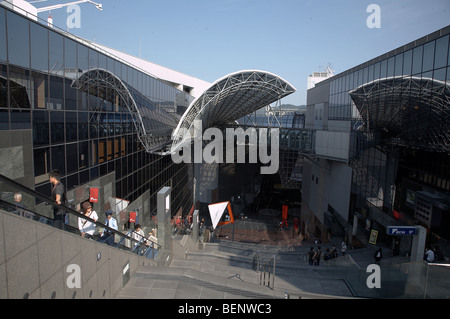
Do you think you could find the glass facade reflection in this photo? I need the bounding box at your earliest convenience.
[306,26,450,248]
[0,6,193,228]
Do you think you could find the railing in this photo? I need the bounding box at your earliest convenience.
[253,252,276,288]
[0,173,160,259]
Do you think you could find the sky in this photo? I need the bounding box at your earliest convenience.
[30,0,450,106]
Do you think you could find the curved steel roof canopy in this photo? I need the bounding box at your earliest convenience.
[349,76,450,152]
[72,69,179,153]
[171,70,296,152]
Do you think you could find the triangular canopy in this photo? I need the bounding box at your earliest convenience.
[208,201,234,229]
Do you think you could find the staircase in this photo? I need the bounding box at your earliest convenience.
[116,239,355,299]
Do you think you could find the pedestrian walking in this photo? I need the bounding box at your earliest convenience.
[313,246,322,266]
[341,241,347,256]
[374,248,382,265]
[308,246,315,265]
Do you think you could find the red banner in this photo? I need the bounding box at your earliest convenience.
[89,188,99,203]
[129,212,136,223]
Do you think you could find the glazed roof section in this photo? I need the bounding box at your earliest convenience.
[171,70,296,153]
[73,68,179,152]
[349,76,450,152]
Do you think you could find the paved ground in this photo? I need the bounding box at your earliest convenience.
[117,218,413,300]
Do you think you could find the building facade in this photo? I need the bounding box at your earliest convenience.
[304,26,450,253]
[0,4,202,231]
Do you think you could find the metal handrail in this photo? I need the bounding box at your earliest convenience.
[0,173,161,254]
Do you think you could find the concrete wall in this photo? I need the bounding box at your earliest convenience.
[0,210,155,299]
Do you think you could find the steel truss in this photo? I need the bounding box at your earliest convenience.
[350,76,450,153]
[170,70,296,153]
[72,68,178,153]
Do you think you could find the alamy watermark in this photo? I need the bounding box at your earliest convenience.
[67,4,82,29]
[171,120,279,175]
[366,264,381,289]
[66,264,81,289]
[366,4,381,29]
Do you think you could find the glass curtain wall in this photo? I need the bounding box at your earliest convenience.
[0,6,193,221]
[328,32,450,240]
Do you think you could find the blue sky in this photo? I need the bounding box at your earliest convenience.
[31,0,450,105]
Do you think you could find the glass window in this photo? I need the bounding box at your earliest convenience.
[412,46,423,75]
[403,50,412,76]
[49,31,63,75]
[66,143,78,174]
[78,44,88,73]
[387,57,395,78]
[434,35,449,69]
[49,76,63,110]
[64,38,77,80]
[380,60,387,78]
[0,109,7,129]
[50,111,64,144]
[99,53,106,70]
[89,48,98,69]
[51,144,65,175]
[422,41,435,72]
[10,110,31,129]
[78,111,88,140]
[394,53,403,76]
[65,111,77,142]
[65,79,77,110]
[49,31,63,110]
[30,22,48,72]
[433,68,446,82]
[33,147,50,183]
[33,110,49,146]
[79,141,88,170]
[0,8,6,62]
[7,10,29,68]
[373,62,380,80]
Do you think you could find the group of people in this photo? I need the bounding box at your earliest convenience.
[308,243,345,266]
[48,169,147,249]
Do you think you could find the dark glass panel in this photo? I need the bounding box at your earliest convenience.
[64,38,77,78]
[6,10,29,68]
[78,44,88,72]
[64,39,77,110]
[50,111,64,144]
[66,143,78,174]
[46,31,63,110]
[435,35,449,69]
[394,54,403,76]
[412,46,423,75]
[387,57,395,78]
[10,110,30,129]
[51,144,65,175]
[78,111,88,140]
[33,147,50,177]
[79,141,88,170]
[66,173,78,191]
[65,79,77,110]
[65,111,77,142]
[49,75,63,110]
[88,48,98,69]
[79,169,89,185]
[30,21,48,72]
[0,8,6,62]
[90,165,98,180]
[422,41,435,72]
[0,109,8,130]
[33,109,49,146]
[403,50,412,76]
[49,30,63,74]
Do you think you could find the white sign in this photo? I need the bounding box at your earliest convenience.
[208,202,229,229]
